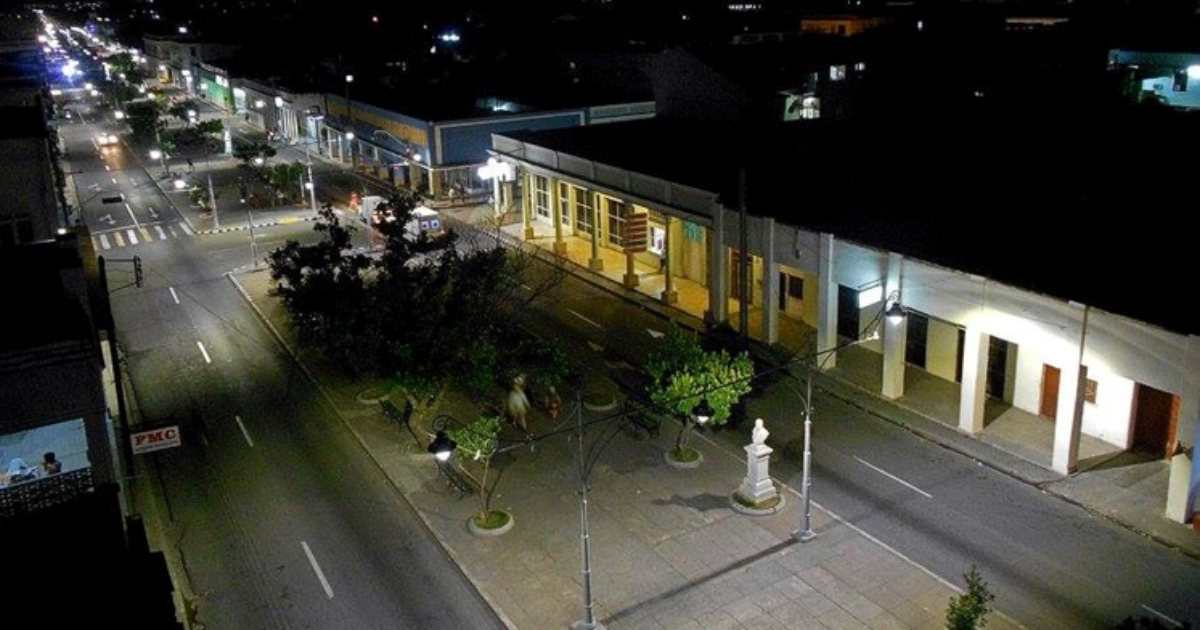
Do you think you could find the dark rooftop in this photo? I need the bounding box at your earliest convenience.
[0,237,92,353]
[0,104,47,139]
[503,106,1199,336]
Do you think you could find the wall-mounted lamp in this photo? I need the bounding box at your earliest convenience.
[885,291,907,324]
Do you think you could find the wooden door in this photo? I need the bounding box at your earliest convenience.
[1131,384,1178,458]
[1040,365,1061,420]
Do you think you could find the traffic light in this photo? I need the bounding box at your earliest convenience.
[133,256,143,288]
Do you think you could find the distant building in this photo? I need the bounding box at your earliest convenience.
[1110,49,1200,109]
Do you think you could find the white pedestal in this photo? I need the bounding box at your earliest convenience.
[740,443,777,503]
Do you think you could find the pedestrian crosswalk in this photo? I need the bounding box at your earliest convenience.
[92,222,195,251]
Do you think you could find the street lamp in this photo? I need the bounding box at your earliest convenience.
[173,178,186,190]
[344,74,357,168]
[427,430,456,462]
[149,149,168,177]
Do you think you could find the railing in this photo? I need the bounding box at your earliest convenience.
[0,468,94,519]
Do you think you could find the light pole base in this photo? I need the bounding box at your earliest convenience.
[793,529,816,543]
[570,621,605,630]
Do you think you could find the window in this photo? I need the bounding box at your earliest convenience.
[830,65,846,81]
[558,182,572,226]
[649,225,665,255]
[575,189,593,234]
[606,197,627,246]
[533,175,550,219]
[854,61,866,72]
[787,275,804,299]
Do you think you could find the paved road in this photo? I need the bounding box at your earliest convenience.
[57,96,503,629]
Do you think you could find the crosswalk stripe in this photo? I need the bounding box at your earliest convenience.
[113,231,125,247]
[99,234,111,250]
[167,224,179,237]
[178,222,194,236]
[140,227,152,242]
[155,225,167,239]
[126,229,139,245]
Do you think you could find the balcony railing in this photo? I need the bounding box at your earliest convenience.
[0,468,94,519]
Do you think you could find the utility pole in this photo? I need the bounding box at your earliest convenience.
[97,256,136,480]
[208,173,219,230]
[574,390,603,630]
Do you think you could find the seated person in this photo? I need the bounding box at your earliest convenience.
[42,452,62,475]
[6,458,37,483]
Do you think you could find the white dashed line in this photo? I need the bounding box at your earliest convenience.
[568,309,604,330]
[169,287,180,304]
[111,177,117,185]
[1142,605,1182,628]
[301,541,334,599]
[104,164,110,171]
[168,224,179,237]
[855,457,933,498]
[234,415,255,448]
[178,222,194,236]
[113,231,125,247]
[197,341,211,364]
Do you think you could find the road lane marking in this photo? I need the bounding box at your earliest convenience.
[140,227,152,242]
[124,202,141,229]
[521,284,532,291]
[126,229,139,245]
[155,225,167,239]
[104,164,110,171]
[301,541,334,599]
[113,231,125,247]
[178,222,194,236]
[197,341,211,364]
[99,234,111,249]
[111,177,117,185]
[234,415,255,447]
[1142,606,1182,628]
[568,309,604,330]
[169,287,180,304]
[855,456,932,498]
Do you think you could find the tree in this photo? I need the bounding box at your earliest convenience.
[946,565,996,630]
[124,99,165,142]
[269,191,569,430]
[445,414,507,528]
[269,161,306,201]
[195,119,224,137]
[169,99,200,126]
[646,324,753,462]
[234,141,277,165]
[266,205,373,370]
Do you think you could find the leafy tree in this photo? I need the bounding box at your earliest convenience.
[266,205,373,370]
[269,161,306,201]
[646,324,753,461]
[269,191,570,432]
[169,99,200,126]
[234,141,277,165]
[445,414,507,527]
[124,99,165,142]
[946,565,996,630]
[195,119,223,137]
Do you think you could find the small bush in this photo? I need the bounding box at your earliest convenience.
[946,565,995,630]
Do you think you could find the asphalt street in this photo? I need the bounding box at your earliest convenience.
[58,94,503,629]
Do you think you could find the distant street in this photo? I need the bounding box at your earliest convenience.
[57,93,503,628]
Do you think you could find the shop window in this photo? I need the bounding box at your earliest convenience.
[649,225,666,255]
[533,175,550,219]
[575,190,593,234]
[606,198,627,246]
[558,182,572,226]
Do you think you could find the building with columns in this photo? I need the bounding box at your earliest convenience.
[491,114,1200,526]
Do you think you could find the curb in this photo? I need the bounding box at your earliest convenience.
[198,215,318,236]
[224,271,517,630]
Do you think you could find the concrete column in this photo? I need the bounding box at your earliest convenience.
[817,233,838,371]
[84,409,115,486]
[761,217,779,345]
[1051,363,1086,474]
[1165,391,1197,523]
[706,207,728,325]
[430,169,443,200]
[552,177,567,255]
[882,252,907,400]
[588,192,603,271]
[522,172,535,240]
[409,163,422,195]
[958,327,989,434]
[661,216,678,304]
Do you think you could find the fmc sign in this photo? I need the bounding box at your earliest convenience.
[131,426,182,455]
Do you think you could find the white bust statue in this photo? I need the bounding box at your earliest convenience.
[751,419,769,446]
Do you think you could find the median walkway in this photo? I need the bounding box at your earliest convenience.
[229,267,1022,630]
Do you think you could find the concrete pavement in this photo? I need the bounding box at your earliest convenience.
[230,267,1022,630]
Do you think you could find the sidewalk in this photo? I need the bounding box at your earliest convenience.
[229,268,1021,630]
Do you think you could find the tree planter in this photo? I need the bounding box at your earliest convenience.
[583,391,617,412]
[664,448,704,469]
[730,488,786,516]
[468,510,513,537]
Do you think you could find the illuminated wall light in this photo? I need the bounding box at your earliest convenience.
[857,285,883,309]
[1188,65,1200,80]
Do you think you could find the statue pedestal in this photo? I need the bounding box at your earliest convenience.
[739,443,778,503]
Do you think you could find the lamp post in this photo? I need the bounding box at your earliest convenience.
[790,291,904,543]
[304,141,318,212]
[148,149,167,178]
[344,74,357,169]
